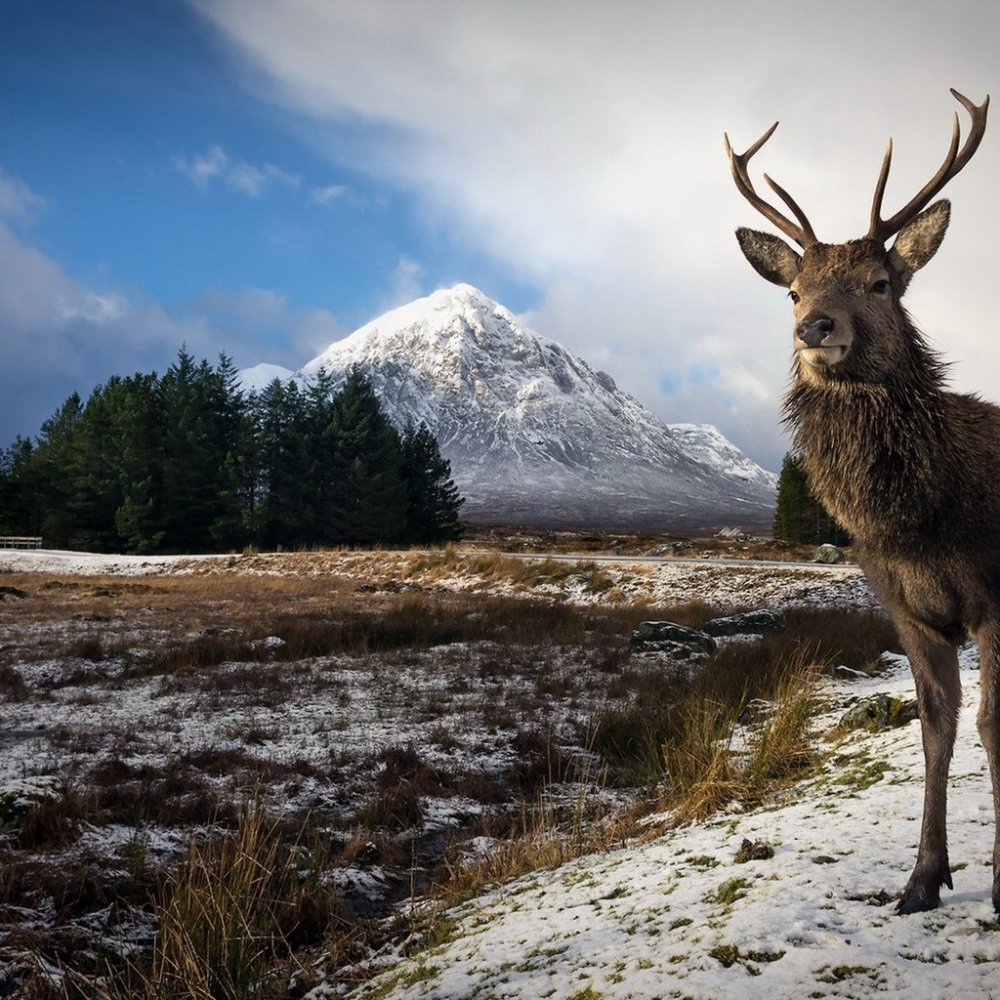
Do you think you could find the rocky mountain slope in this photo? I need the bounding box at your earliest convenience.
[241,284,776,532]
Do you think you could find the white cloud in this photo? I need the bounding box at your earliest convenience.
[225,159,266,196]
[188,1,1000,469]
[172,144,228,191]
[0,212,349,446]
[310,183,347,205]
[263,163,301,190]
[173,145,301,198]
[385,255,426,311]
[0,168,46,223]
[191,286,347,361]
[56,291,128,325]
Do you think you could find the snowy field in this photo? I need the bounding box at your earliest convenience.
[1,548,997,998]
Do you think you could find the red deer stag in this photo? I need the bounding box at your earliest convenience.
[726,89,996,914]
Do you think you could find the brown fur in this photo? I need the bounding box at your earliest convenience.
[733,166,1000,913]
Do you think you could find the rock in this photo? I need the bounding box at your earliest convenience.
[630,621,716,656]
[701,609,786,638]
[717,527,751,540]
[0,775,62,825]
[813,543,845,564]
[838,693,919,732]
[734,838,774,863]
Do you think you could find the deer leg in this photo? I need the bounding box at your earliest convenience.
[974,621,1000,913]
[895,620,961,915]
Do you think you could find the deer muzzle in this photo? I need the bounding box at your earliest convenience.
[794,313,851,367]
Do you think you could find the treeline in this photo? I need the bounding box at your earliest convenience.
[0,350,464,553]
[772,452,849,546]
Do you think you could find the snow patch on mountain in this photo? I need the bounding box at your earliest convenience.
[668,423,778,490]
[239,362,296,394]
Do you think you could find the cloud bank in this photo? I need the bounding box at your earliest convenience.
[192,0,1000,469]
[0,171,346,447]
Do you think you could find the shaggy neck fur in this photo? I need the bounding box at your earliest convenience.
[782,318,960,555]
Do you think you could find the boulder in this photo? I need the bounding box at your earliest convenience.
[630,621,716,656]
[701,609,786,638]
[838,693,919,732]
[813,543,845,564]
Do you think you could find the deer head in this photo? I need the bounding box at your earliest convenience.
[726,89,989,384]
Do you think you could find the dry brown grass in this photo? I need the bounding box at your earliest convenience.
[461,524,847,563]
[0,555,890,997]
[57,803,339,1000]
[661,651,820,825]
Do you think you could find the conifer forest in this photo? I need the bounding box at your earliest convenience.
[0,351,464,553]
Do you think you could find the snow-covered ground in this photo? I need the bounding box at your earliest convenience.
[3,547,996,998]
[0,547,872,611]
[0,547,225,576]
[356,648,1000,1000]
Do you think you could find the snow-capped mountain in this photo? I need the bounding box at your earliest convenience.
[242,284,777,532]
[239,362,296,393]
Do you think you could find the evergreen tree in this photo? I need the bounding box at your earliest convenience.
[400,420,464,542]
[157,349,246,551]
[302,367,343,545]
[773,452,849,545]
[111,373,165,553]
[326,366,407,544]
[254,377,311,548]
[0,350,465,553]
[33,393,84,547]
[63,380,122,551]
[0,437,41,536]
[204,354,249,549]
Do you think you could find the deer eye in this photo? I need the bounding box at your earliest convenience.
[788,290,800,304]
[870,279,890,295]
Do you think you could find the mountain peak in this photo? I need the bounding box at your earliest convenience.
[242,287,776,532]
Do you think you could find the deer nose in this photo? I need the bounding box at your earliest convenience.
[796,315,835,348]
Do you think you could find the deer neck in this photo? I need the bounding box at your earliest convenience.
[782,328,950,549]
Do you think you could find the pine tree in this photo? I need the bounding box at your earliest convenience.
[111,373,165,553]
[63,380,122,551]
[33,393,84,547]
[302,367,343,545]
[773,451,849,545]
[326,366,407,544]
[254,377,311,548]
[0,350,467,553]
[0,437,41,536]
[157,349,247,551]
[400,420,464,542]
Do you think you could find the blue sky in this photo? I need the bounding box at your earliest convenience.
[2,0,530,329]
[3,1,999,471]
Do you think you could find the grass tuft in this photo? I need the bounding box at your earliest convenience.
[69,802,340,1000]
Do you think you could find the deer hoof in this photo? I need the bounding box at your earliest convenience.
[896,880,943,915]
[895,891,940,915]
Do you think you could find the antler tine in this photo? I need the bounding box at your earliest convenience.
[867,138,894,241]
[724,123,817,248]
[763,173,818,246]
[868,89,990,242]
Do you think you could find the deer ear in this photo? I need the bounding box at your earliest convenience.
[888,200,950,287]
[735,228,801,287]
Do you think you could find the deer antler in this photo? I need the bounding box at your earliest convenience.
[868,89,989,243]
[724,122,818,248]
